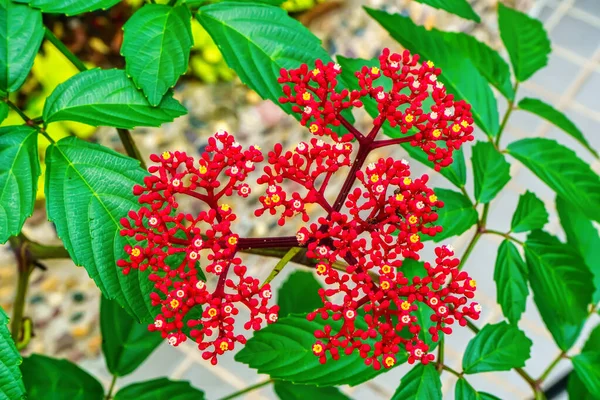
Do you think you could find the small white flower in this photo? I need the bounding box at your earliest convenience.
[149,217,158,226]
[445,245,454,253]
[377,92,385,100]
[172,179,181,187]
[401,315,411,323]
[268,313,278,322]
[303,106,312,114]
[196,281,205,290]
[436,81,444,89]
[333,63,341,71]
[367,162,376,171]
[400,159,409,166]
[345,310,356,319]
[214,264,223,274]
[194,238,203,248]
[416,201,424,209]
[429,74,437,82]
[168,336,178,346]
[390,61,399,68]
[296,232,306,243]
[245,160,254,169]
[474,303,482,312]
[268,185,277,194]
[414,349,423,357]
[429,112,438,120]
[316,139,324,147]
[232,141,241,148]
[230,166,239,175]
[438,306,447,314]
[297,142,307,151]
[444,108,454,117]
[376,185,385,193]
[262,289,272,299]
[154,320,163,328]
[430,297,439,306]
[189,251,198,260]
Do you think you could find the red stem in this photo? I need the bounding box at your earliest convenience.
[371,135,415,149]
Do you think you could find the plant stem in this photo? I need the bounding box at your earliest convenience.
[2,97,34,124]
[105,375,118,400]
[261,247,302,288]
[442,364,462,378]
[218,379,272,400]
[536,351,566,384]
[8,236,34,343]
[495,82,519,147]
[483,229,524,246]
[117,128,147,169]
[436,336,445,373]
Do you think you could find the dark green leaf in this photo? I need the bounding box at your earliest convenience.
[0,126,40,244]
[462,321,532,374]
[13,0,120,15]
[402,143,467,188]
[524,230,592,350]
[114,378,205,400]
[472,141,510,203]
[432,188,477,242]
[365,7,499,137]
[518,98,597,158]
[235,314,402,386]
[182,304,203,341]
[498,3,551,81]
[583,324,600,353]
[101,296,162,376]
[122,4,193,106]
[568,372,595,400]
[455,378,501,400]
[45,137,156,323]
[510,191,548,233]
[507,138,600,223]
[572,352,600,398]
[494,240,528,325]
[0,306,25,400]
[391,363,441,400]
[0,1,44,92]
[21,354,104,400]
[556,196,600,303]
[43,69,187,129]
[413,0,479,22]
[277,270,323,317]
[273,381,350,400]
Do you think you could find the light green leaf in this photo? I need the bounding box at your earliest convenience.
[0,0,44,92]
[517,98,597,158]
[510,191,548,233]
[0,306,25,400]
[273,381,350,400]
[101,296,162,377]
[122,4,193,106]
[0,102,8,123]
[277,270,323,317]
[114,378,205,400]
[455,378,501,400]
[365,7,499,137]
[413,0,480,22]
[472,141,510,203]
[391,363,441,400]
[494,240,528,325]
[431,188,477,242]
[568,371,595,400]
[12,0,120,15]
[524,230,592,350]
[235,314,402,386]
[556,196,600,303]
[45,137,156,324]
[462,321,532,374]
[507,138,600,223]
[583,324,600,353]
[0,126,40,244]
[21,354,104,400]
[43,68,187,129]
[572,352,600,398]
[498,3,551,81]
[401,143,467,188]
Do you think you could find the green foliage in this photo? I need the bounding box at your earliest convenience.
[13,0,120,15]
[114,378,205,400]
[497,3,551,81]
[403,144,467,188]
[455,378,501,400]
[0,306,25,400]
[45,137,156,323]
[21,354,104,399]
[235,314,399,386]
[494,240,528,325]
[43,69,187,129]
[568,372,595,400]
[431,188,477,242]
[101,296,163,376]
[510,191,548,233]
[471,141,510,203]
[524,230,592,350]
[391,363,441,400]
[0,0,44,92]
[571,353,600,398]
[507,138,600,223]
[277,270,323,317]
[0,126,40,244]
[413,0,479,22]
[0,102,8,123]
[122,4,193,106]
[273,381,350,400]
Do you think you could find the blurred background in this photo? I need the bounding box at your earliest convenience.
[1,0,599,398]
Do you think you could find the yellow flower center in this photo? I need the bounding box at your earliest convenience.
[405,114,414,123]
[162,151,171,160]
[199,165,207,174]
[461,120,469,128]
[370,174,379,183]
[381,281,390,290]
[403,177,412,186]
[228,236,238,246]
[395,193,404,201]
[312,68,320,76]
[221,204,230,212]
[131,248,141,257]
[312,344,323,353]
[309,123,319,133]
[271,194,281,203]
[400,301,411,311]
[382,265,391,274]
[208,308,217,317]
[316,263,327,274]
[432,129,441,138]
[410,234,420,243]
[371,66,379,74]
[264,197,272,205]
[429,194,437,203]
[170,299,180,309]
[384,356,395,367]
[302,92,311,101]
[426,60,434,68]
[452,124,461,133]
[408,215,418,224]
[469,279,477,288]
[220,342,229,351]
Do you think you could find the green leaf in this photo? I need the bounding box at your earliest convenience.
[182,304,203,341]
[510,191,548,233]
[498,3,551,81]
[413,0,479,22]
[0,126,40,244]
[583,324,600,353]
[455,378,501,400]
[494,240,528,325]
[277,270,323,317]
[43,68,187,129]
[0,102,8,123]
[507,138,600,223]
[45,137,156,323]
[462,322,532,374]
[518,98,597,158]
[114,378,205,400]
[235,314,401,386]
[273,381,350,400]
[556,196,600,303]
[0,306,25,400]
[402,143,467,188]
[391,363,441,400]
[0,0,44,92]
[21,354,104,400]
[12,0,120,15]
[432,188,477,242]
[524,230,592,350]
[568,372,595,400]
[365,7,499,137]
[472,141,510,203]
[122,4,193,106]
[572,352,600,398]
[100,296,162,377]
